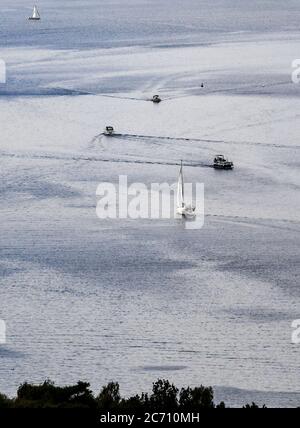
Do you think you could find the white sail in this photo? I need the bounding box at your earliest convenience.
[30,6,40,19]
[176,161,196,218]
[177,161,185,209]
[33,6,40,18]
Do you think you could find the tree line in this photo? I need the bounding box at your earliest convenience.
[0,379,264,409]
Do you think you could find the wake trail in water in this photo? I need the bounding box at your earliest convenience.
[164,80,290,101]
[206,214,300,232]
[94,79,289,102]
[95,132,300,150]
[0,150,210,168]
[99,94,153,102]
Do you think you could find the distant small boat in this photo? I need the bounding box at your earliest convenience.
[104,126,115,136]
[176,161,196,218]
[213,155,234,170]
[29,6,41,21]
[152,95,161,103]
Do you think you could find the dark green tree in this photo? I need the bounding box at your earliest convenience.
[179,385,215,409]
[149,379,178,410]
[0,393,11,408]
[15,380,95,408]
[96,382,121,410]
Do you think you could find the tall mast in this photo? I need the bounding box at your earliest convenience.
[181,160,184,207]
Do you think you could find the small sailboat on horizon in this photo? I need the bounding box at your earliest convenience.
[176,161,196,218]
[29,5,41,21]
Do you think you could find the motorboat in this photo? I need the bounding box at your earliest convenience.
[213,155,234,170]
[152,95,161,103]
[104,126,115,136]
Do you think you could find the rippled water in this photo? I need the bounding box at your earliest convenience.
[0,0,300,407]
[1,0,300,49]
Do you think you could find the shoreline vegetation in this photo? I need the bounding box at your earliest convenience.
[0,379,265,409]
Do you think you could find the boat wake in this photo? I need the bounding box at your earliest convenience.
[98,94,156,102]
[206,214,300,232]
[95,132,300,150]
[0,86,90,97]
[0,150,210,168]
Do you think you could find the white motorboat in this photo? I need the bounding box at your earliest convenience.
[213,154,234,170]
[152,95,161,103]
[104,126,115,136]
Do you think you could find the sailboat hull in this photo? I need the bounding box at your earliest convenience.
[176,207,186,216]
[28,18,40,20]
[176,207,196,218]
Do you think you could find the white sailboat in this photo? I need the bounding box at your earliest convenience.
[176,161,196,218]
[29,5,41,21]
